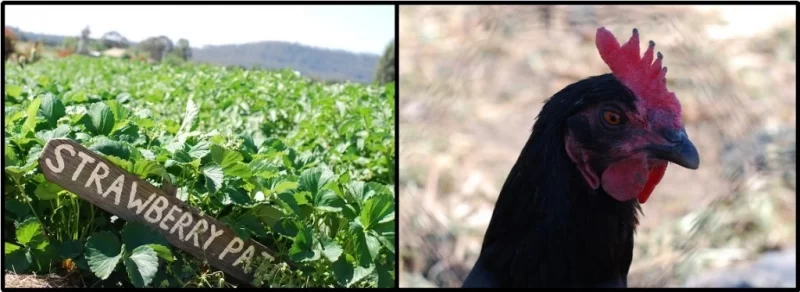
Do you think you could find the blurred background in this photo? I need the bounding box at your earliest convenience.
[399,5,795,288]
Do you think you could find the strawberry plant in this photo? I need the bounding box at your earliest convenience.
[3,56,395,288]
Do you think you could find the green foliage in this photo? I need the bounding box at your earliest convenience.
[163,52,187,66]
[374,41,395,86]
[175,39,191,61]
[3,56,395,288]
[62,37,78,50]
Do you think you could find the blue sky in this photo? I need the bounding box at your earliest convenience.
[5,5,395,55]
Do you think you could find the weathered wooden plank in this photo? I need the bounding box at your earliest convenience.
[38,139,278,284]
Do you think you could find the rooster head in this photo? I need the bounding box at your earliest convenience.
[563,27,699,204]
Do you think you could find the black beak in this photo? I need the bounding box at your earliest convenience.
[646,129,700,170]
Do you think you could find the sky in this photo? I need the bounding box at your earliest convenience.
[5,5,395,55]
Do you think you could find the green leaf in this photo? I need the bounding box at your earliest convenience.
[69,90,88,103]
[344,181,371,209]
[90,138,131,160]
[34,181,62,201]
[172,150,193,163]
[321,237,343,262]
[359,194,394,230]
[15,218,44,246]
[103,155,133,172]
[56,239,84,259]
[85,231,123,280]
[299,167,335,197]
[106,99,130,121]
[5,160,38,180]
[224,218,251,241]
[237,214,268,239]
[83,102,116,136]
[274,181,299,193]
[39,93,66,128]
[314,189,345,212]
[121,221,170,251]
[5,144,19,167]
[25,145,43,167]
[225,162,252,179]
[296,191,312,205]
[250,204,285,228]
[333,255,354,287]
[5,111,25,130]
[36,75,51,87]
[5,198,29,218]
[378,232,395,254]
[249,158,279,179]
[289,224,319,262]
[273,218,299,238]
[124,245,159,288]
[30,243,56,270]
[278,192,303,216]
[5,84,22,98]
[211,144,248,177]
[176,98,199,134]
[5,242,22,254]
[333,255,375,287]
[188,141,210,159]
[146,244,174,262]
[364,232,381,262]
[203,165,224,192]
[35,125,71,143]
[22,96,42,135]
[352,225,373,267]
[133,160,170,182]
[112,122,140,143]
[222,186,252,206]
[351,264,375,287]
[6,248,32,273]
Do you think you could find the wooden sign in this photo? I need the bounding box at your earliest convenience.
[39,139,279,285]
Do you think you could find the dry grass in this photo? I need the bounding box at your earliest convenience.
[399,5,796,288]
[4,271,82,288]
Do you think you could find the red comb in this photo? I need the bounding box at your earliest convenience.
[595,27,682,127]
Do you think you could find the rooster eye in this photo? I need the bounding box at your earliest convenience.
[602,110,623,126]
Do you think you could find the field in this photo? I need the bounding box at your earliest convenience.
[399,5,795,288]
[3,56,396,288]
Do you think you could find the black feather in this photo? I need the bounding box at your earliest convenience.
[463,73,642,288]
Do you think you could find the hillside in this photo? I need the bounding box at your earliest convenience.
[192,42,380,84]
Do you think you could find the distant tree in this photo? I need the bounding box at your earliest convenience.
[175,38,191,61]
[139,36,174,63]
[102,31,130,48]
[4,26,17,62]
[373,40,395,85]
[163,51,186,66]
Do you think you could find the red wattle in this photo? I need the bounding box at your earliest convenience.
[637,163,667,204]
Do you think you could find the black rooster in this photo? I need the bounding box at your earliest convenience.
[462,27,700,288]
